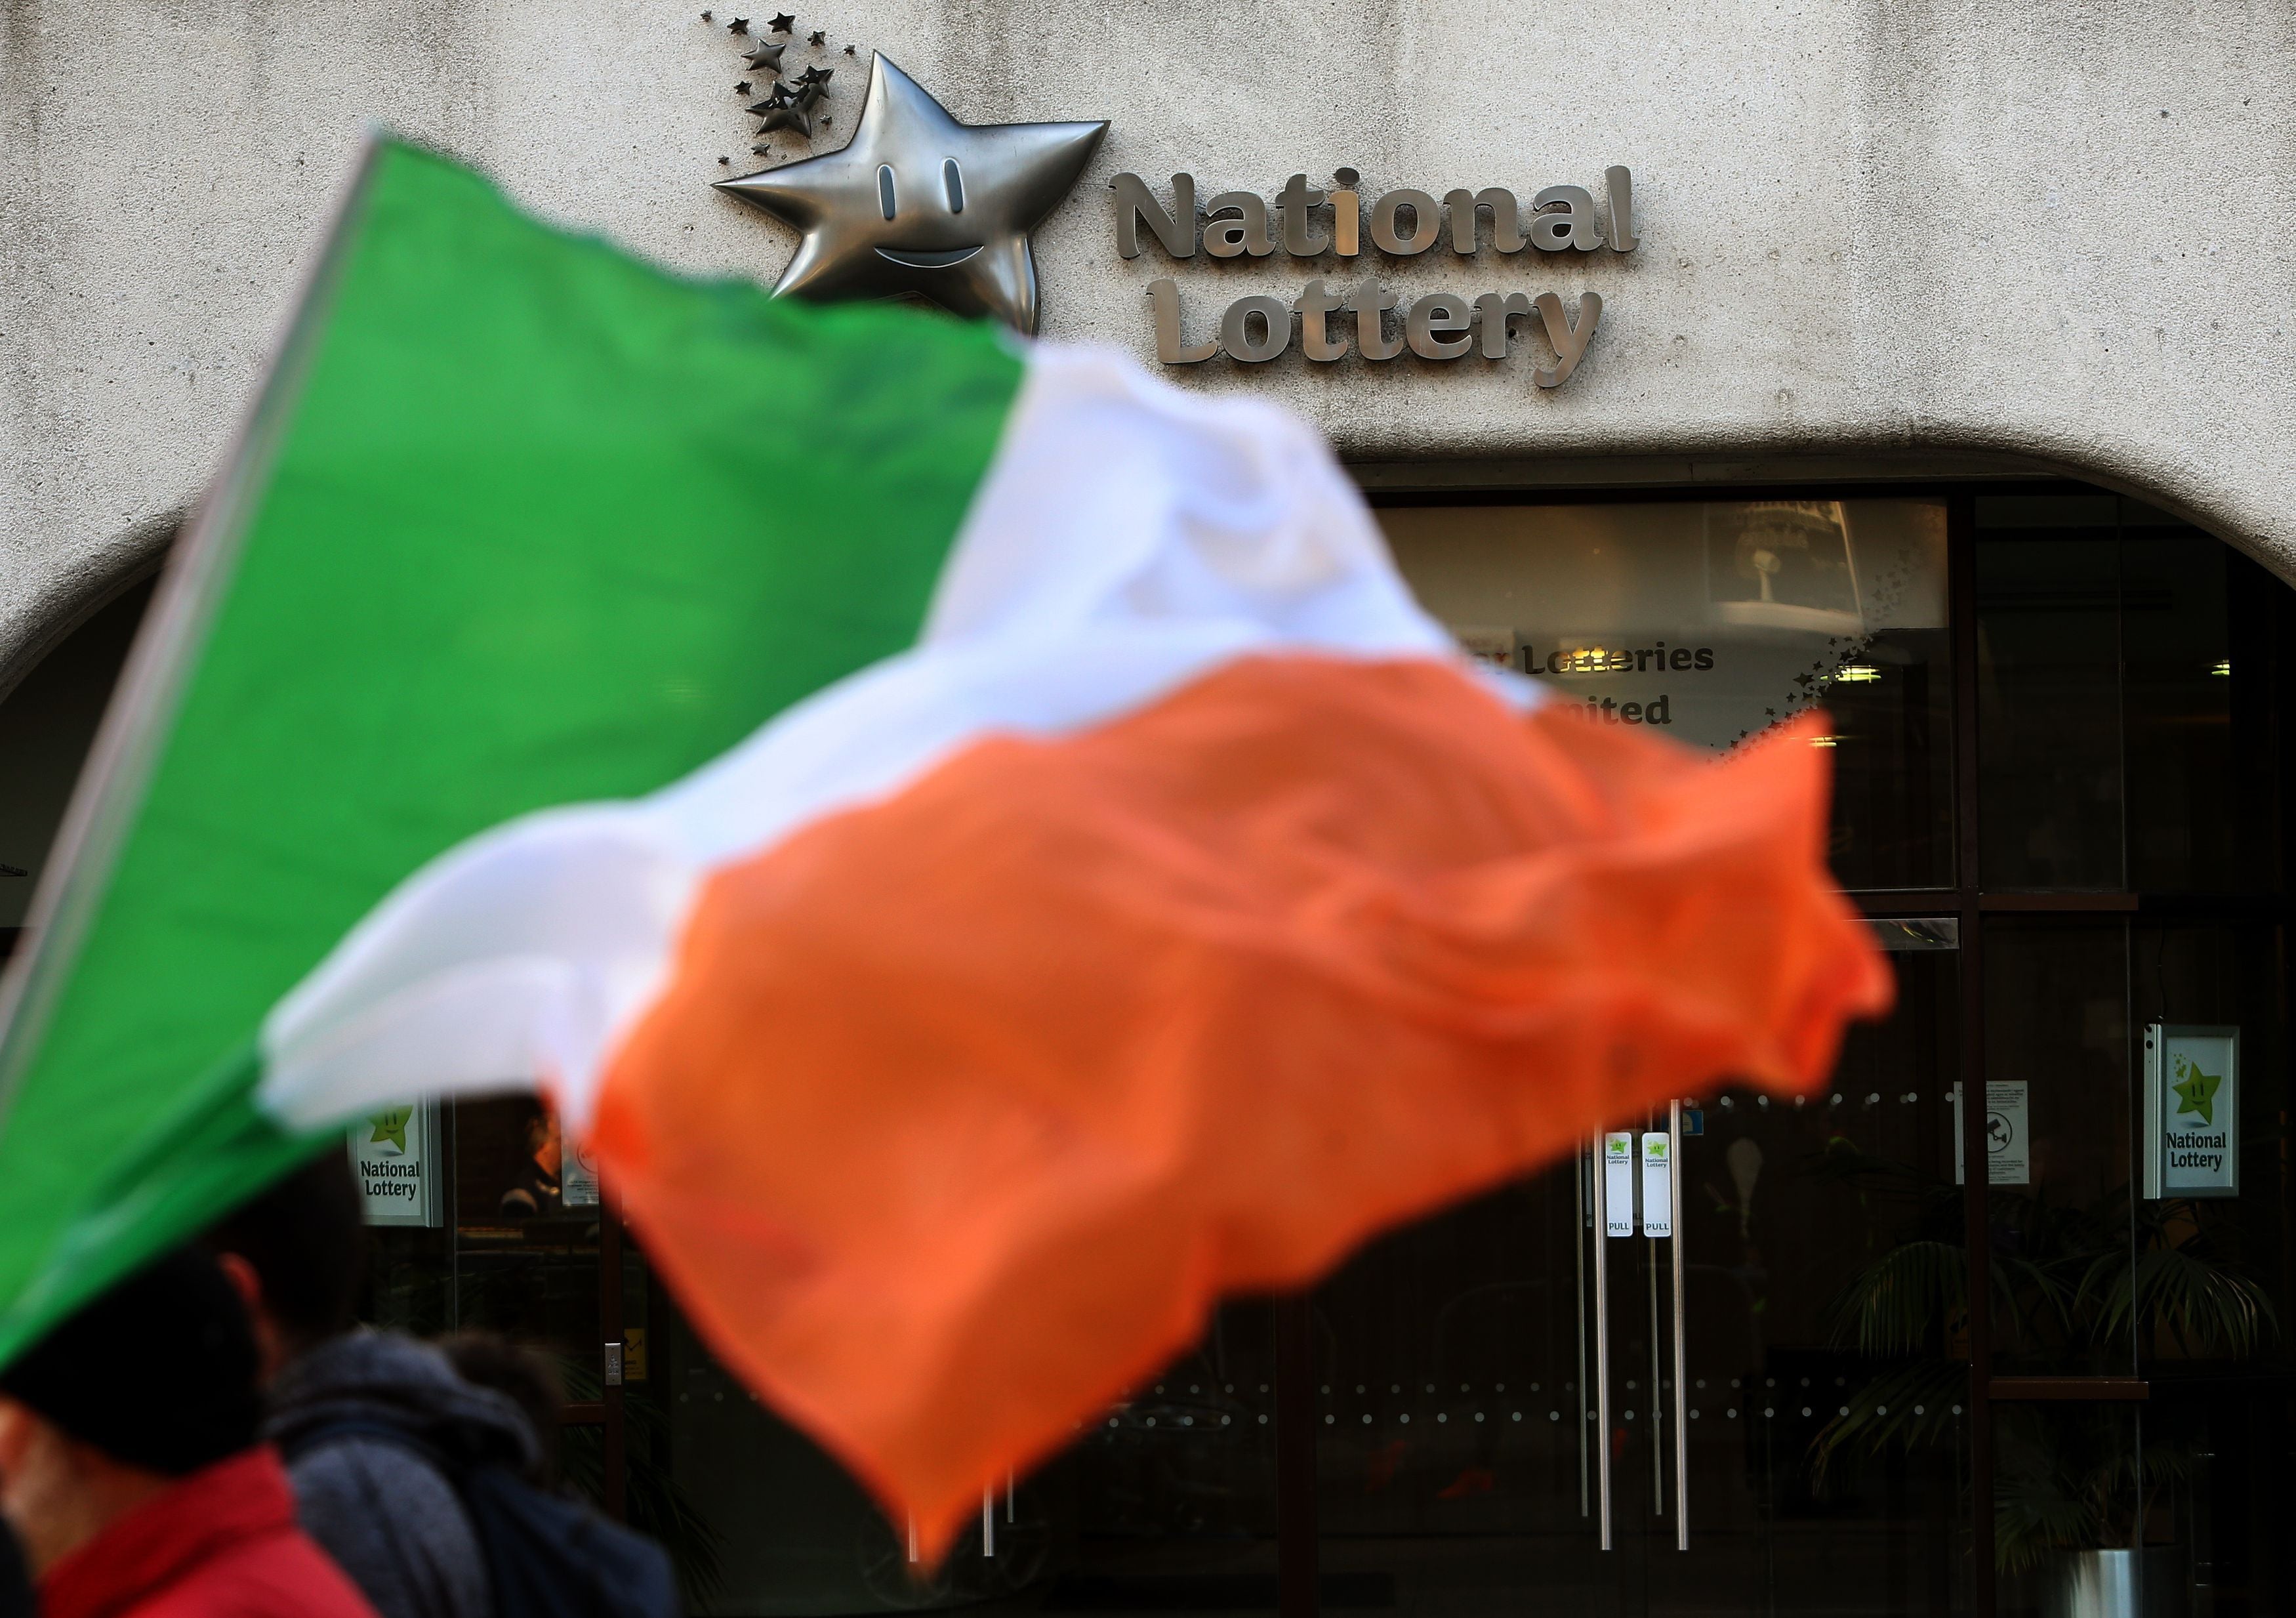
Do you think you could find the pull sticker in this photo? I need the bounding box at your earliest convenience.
[1640,1132,1673,1238]
[1603,1132,1635,1237]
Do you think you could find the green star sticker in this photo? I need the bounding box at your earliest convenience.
[367,1106,412,1153]
[2170,1056,2223,1126]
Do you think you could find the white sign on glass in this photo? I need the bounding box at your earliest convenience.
[1952,1081,2031,1187]
[1639,1132,1673,1237]
[563,1136,602,1208]
[348,1097,443,1227]
[1603,1132,1635,1237]
[2143,1024,2238,1200]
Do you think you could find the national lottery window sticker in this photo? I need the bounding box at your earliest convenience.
[347,1096,445,1227]
[2144,1024,2240,1200]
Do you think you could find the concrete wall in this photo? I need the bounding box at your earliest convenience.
[3,0,2292,683]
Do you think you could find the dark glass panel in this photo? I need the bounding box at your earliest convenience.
[443,1094,604,1384]
[1975,497,2125,891]
[644,1276,1277,1617]
[2120,509,2286,896]
[1980,918,2135,1377]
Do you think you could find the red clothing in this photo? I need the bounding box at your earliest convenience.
[40,1446,378,1618]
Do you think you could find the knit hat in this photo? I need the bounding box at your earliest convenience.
[0,1247,261,1477]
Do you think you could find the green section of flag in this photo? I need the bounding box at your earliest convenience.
[0,138,1023,1361]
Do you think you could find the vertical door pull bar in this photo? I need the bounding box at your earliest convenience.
[983,1489,996,1557]
[1576,1143,1590,1520]
[1592,1134,1615,1552]
[1670,1100,1689,1550]
[1642,1125,1668,1517]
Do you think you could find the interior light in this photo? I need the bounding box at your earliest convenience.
[1807,735,1841,748]
[1835,665,1881,683]
[2211,659,2232,677]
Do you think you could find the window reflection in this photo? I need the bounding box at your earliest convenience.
[1378,499,1953,891]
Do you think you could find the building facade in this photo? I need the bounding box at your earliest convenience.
[5,4,2296,1616]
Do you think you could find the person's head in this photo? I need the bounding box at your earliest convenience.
[521,1105,562,1177]
[438,1331,564,1488]
[203,1151,367,1379]
[0,1247,262,1575]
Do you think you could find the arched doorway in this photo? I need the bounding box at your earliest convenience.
[4,483,2291,1617]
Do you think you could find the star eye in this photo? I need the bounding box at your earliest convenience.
[943,158,965,215]
[876,164,897,220]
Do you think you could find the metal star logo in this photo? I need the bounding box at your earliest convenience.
[716,52,1106,334]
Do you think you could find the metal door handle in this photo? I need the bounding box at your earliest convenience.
[1670,1100,1689,1550]
[1591,1135,1613,1552]
[1576,1143,1590,1522]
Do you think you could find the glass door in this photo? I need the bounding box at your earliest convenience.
[1306,932,1968,1618]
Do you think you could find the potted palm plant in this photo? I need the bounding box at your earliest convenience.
[1809,1142,2274,1617]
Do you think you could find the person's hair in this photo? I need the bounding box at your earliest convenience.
[0,1247,260,1476]
[439,1331,563,1487]
[203,1150,367,1350]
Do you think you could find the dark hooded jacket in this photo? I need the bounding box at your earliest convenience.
[264,1331,539,1618]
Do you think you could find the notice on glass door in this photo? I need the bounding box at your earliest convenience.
[1639,1133,1673,1237]
[1952,1081,2030,1187]
[1603,1133,1635,1237]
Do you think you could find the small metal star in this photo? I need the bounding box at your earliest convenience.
[843,43,855,54]
[768,12,796,31]
[750,82,813,138]
[728,16,749,33]
[718,155,731,164]
[808,28,825,45]
[794,63,833,89]
[701,9,712,18]
[735,81,752,94]
[742,40,785,72]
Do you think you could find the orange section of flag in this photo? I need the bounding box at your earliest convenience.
[587,655,1891,1554]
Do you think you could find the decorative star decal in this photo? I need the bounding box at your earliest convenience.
[743,41,785,72]
[367,1106,412,1153]
[768,12,796,31]
[715,53,1105,333]
[808,28,826,45]
[2171,1056,2223,1125]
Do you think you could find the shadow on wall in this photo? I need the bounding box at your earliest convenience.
[0,574,157,942]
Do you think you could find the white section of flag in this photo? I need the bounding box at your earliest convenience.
[255,343,1528,1136]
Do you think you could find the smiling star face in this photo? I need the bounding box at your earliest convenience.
[714,54,1106,333]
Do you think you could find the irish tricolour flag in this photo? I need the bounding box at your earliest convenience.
[0,141,1889,1550]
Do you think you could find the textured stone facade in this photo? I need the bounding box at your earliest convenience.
[3,0,2290,685]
